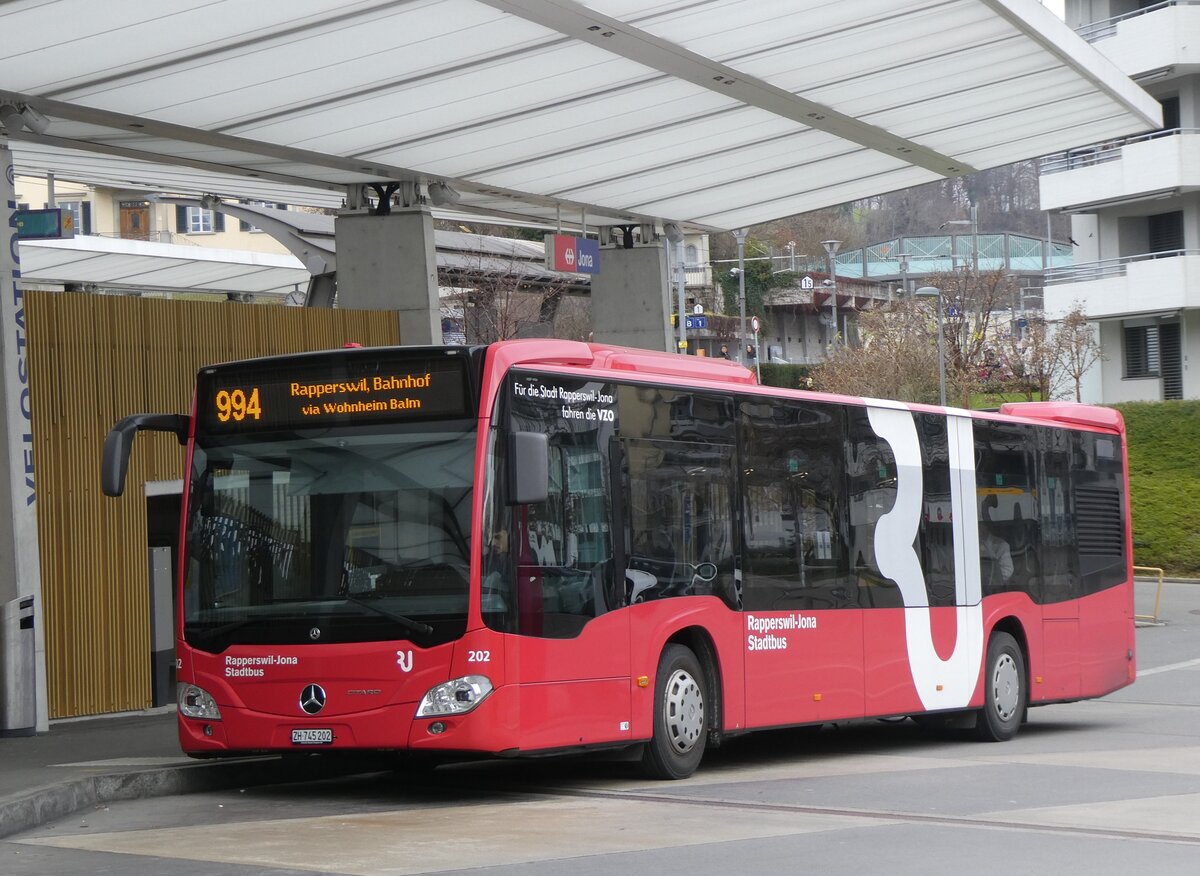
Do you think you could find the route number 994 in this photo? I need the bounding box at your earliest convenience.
[215,387,262,422]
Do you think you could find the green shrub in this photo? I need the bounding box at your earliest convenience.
[757,363,814,389]
[1114,401,1200,577]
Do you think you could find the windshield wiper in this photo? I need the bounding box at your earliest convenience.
[341,594,433,636]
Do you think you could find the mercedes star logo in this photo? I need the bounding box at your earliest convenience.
[309,627,321,641]
[300,683,326,715]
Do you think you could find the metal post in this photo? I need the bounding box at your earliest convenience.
[676,238,687,353]
[971,202,979,274]
[734,228,748,363]
[935,293,946,406]
[1044,210,1052,272]
[916,286,946,407]
[821,240,841,345]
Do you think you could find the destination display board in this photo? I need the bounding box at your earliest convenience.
[197,353,472,433]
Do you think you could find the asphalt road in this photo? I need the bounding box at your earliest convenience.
[5,579,1198,876]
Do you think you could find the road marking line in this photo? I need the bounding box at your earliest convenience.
[1140,658,1200,676]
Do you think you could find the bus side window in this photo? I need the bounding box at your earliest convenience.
[618,385,737,609]
[1035,426,1078,604]
[739,397,852,611]
[844,408,898,608]
[622,438,735,606]
[973,421,1038,601]
[915,413,956,606]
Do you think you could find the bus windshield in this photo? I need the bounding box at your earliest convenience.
[183,424,476,652]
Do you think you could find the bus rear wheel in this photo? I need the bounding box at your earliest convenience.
[975,632,1026,742]
[642,644,707,779]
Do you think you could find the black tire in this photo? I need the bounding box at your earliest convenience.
[641,644,708,779]
[975,632,1026,742]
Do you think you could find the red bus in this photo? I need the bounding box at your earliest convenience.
[102,339,1134,779]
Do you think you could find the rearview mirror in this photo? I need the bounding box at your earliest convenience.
[508,432,549,505]
[102,414,190,497]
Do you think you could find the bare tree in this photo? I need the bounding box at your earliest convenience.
[923,268,1025,408]
[1053,304,1103,402]
[442,242,580,343]
[813,268,1037,407]
[813,298,942,403]
[997,314,1056,402]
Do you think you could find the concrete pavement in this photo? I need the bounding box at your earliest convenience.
[0,707,384,839]
[0,576,1191,841]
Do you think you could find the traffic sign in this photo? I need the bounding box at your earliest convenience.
[750,316,760,332]
[685,316,708,330]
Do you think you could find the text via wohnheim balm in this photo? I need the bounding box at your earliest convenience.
[224,654,299,677]
[746,613,817,651]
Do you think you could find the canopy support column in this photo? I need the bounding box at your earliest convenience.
[591,240,672,352]
[334,205,439,344]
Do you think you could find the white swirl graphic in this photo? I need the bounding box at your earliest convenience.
[867,405,983,710]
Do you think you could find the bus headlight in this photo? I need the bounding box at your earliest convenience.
[178,683,222,720]
[416,675,493,717]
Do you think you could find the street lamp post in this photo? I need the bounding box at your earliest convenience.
[821,239,841,345]
[734,228,749,364]
[943,204,979,273]
[916,286,946,406]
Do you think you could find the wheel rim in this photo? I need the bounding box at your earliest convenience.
[664,668,704,754]
[991,653,1020,722]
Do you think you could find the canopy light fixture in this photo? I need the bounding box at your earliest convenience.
[428,182,461,207]
[0,102,50,135]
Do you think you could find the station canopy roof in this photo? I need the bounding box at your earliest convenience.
[1,0,1161,232]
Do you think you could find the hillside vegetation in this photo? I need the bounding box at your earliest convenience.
[1115,401,1200,577]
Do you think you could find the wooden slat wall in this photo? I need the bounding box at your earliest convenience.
[27,293,400,717]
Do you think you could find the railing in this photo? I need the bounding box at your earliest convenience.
[89,231,202,246]
[1039,128,1199,175]
[1133,565,1165,625]
[1044,248,1199,285]
[1076,1,1199,43]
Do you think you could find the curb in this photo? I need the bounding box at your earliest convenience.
[0,756,382,840]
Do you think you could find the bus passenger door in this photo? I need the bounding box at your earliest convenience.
[740,397,864,729]
[504,374,632,752]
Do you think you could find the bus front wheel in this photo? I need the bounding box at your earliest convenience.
[975,632,1026,742]
[642,644,707,779]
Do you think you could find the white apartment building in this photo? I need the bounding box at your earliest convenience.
[1040,0,1200,402]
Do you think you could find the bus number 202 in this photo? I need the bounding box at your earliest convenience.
[468,650,491,663]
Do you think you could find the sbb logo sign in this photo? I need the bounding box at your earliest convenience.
[546,234,600,275]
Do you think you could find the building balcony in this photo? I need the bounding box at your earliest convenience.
[1076,1,1200,81]
[1039,129,1200,212]
[1044,250,1200,319]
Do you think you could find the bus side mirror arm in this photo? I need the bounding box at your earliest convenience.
[508,431,549,505]
[102,414,191,498]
